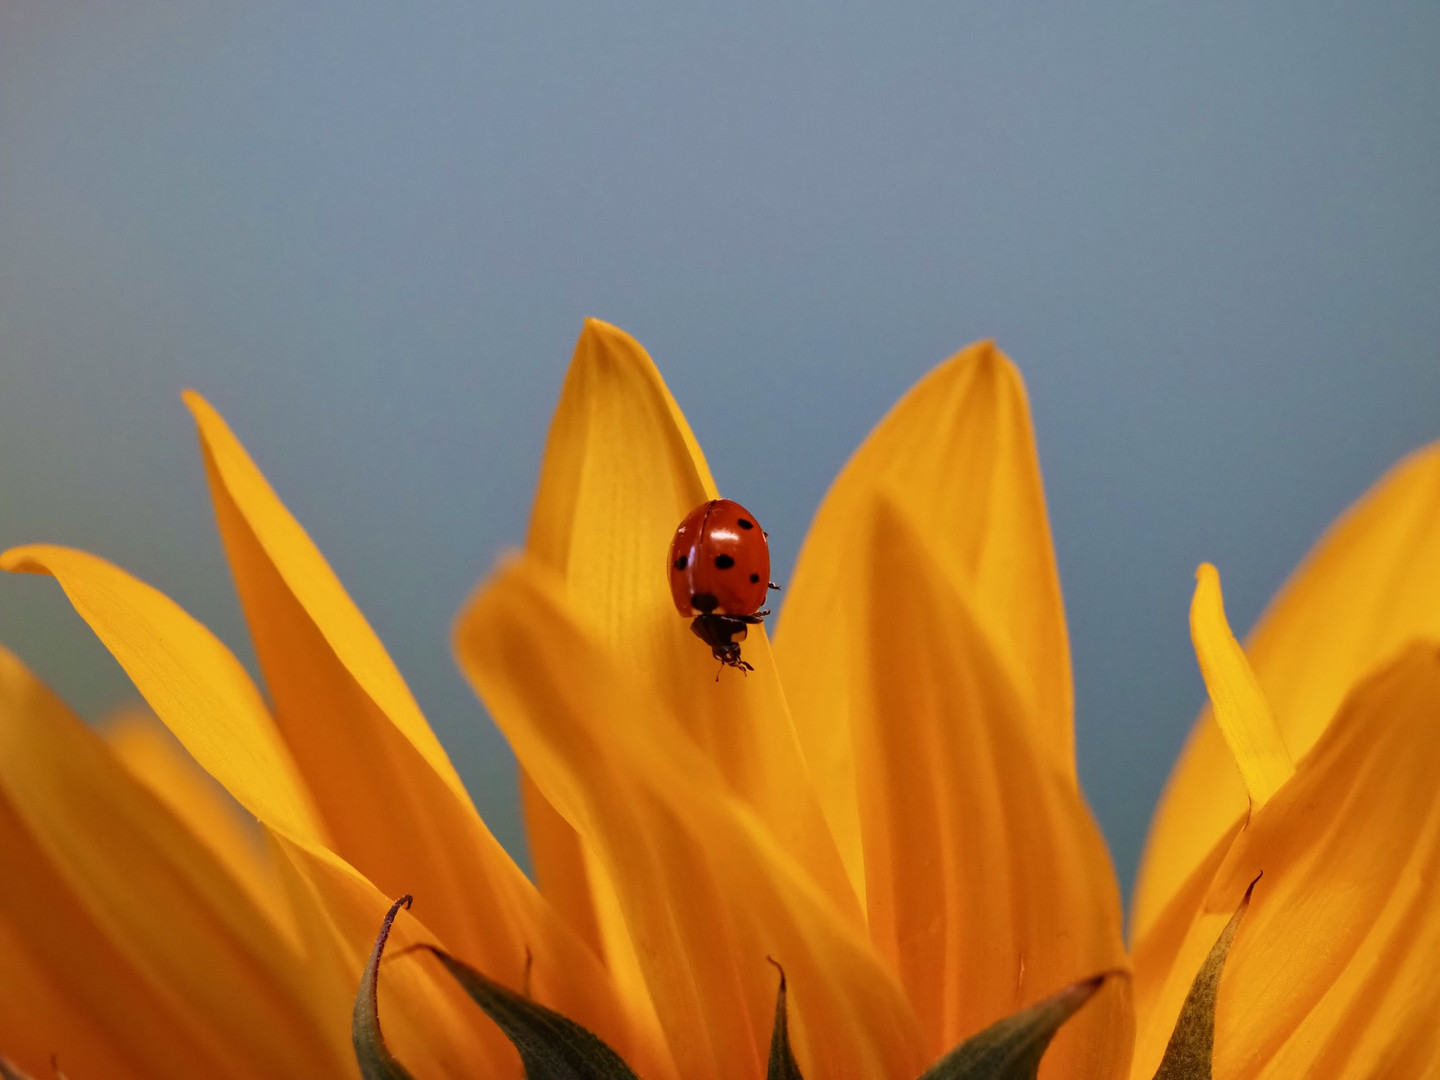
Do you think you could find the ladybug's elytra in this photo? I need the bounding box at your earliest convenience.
[667,498,780,675]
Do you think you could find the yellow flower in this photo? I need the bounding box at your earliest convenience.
[1,319,1437,1078]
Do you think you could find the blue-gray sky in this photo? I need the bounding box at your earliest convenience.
[2,3,1437,900]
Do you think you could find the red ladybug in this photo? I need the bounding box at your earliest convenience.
[668,498,780,674]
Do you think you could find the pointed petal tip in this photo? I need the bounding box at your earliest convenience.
[1189,560,1294,807]
[0,543,56,575]
[577,316,641,357]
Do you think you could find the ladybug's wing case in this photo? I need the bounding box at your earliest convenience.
[667,502,711,616]
[668,499,772,618]
[692,500,771,616]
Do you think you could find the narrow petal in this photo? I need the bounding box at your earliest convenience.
[857,503,1131,1077]
[1137,442,1440,935]
[458,555,927,1080]
[775,343,1074,903]
[183,392,633,1043]
[515,320,857,944]
[1,543,635,1062]
[1186,565,1293,807]
[1131,643,1440,1078]
[0,646,347,1078]
[104,707,287,940]
[0,545,323,841]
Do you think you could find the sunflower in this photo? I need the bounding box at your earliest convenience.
[2,320,1436,1078]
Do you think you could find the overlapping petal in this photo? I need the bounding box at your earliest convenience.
[103,708,285,934]
[517,320,859,1001]
[0,646,346,1078]
[1132,641,1440,1077]
[458,554,926,1080]
[1136,442,1440,935]
[775,343,1074,904]
[855,501,1131,1077]
[183,391,635,1052]
[0,544,633,1074]
[0,545,323,842]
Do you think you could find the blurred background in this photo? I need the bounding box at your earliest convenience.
[2,3,1437,902]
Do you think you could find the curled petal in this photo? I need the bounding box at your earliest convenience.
[1187,565,1293,809]
[1138,442,1440,935]
[1132,643,1440,1077]
[0,646,347,1078]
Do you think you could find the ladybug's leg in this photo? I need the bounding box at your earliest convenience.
[767,580,781,591]
[735,610,769,624]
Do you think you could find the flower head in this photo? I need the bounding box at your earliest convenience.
[2,320,1437,1078]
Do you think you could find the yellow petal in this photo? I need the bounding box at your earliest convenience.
[458,554,927,1080]
[1136,442,1440,936]
[775,343,1075,904]
[523,316,716,986]
[183,392,631,1042]
[517,320,857,929]
[1131,643,1440,1078]
[103,707,287,940]
[1127,816,1243,1060]
[1187,564,1294,808]
[1,542,633,1060]
[265,832,525,1076]
[0,646,347,1078]
[0,545,323,842]
[857,502,1132,1077]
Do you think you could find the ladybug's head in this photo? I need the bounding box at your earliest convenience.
[711,640,754,678]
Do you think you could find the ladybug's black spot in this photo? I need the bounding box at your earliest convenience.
[737,518,754,530]
[749,572,761,583]
[691,592,719,614]
[714,554,735,570]
[673,555,688,570]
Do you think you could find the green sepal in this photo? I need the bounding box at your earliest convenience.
[765,960,804,1080]
[422,944,640,1080]
[1150,874,1259,1080]
[352,895,417,1080]
[915,972,1113,1079]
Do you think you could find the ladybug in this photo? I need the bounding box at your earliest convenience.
[668,498,781,675]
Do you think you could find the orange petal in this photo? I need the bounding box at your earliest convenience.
[0,545,323,842]
[856,502,1132,1077]
[183,392,631,1045]
[457,554,926,1080]
[0,542,633,1062]
[517,320,857,935]
[1131,643,1440,1078]
[1187,565,1294,808]
[775,343,1075,904]
[0,646,348,1078]
[103,707,286,940]
[0,916,150,1080]
[266,832,525,1076]
[1137,442,1440,936]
